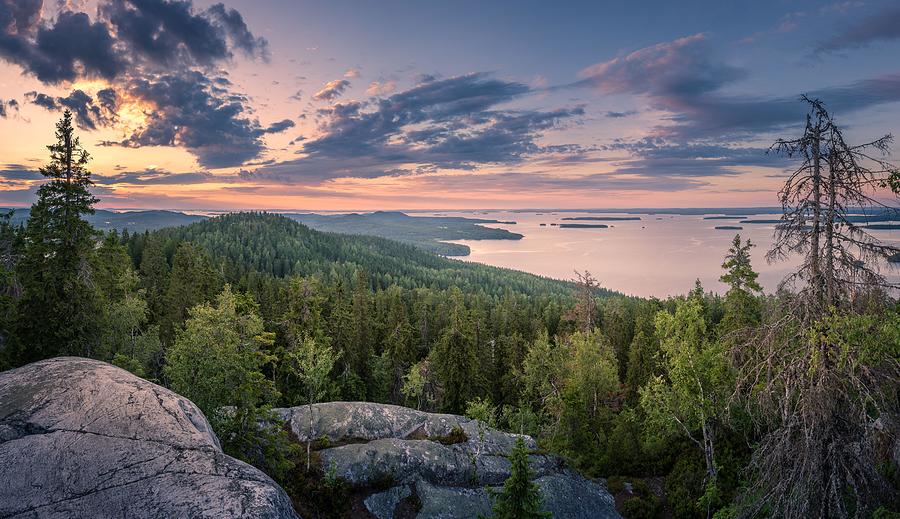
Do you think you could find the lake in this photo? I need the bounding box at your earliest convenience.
[419,210,900,298]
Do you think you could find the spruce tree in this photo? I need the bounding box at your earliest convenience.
[12,110,100,363]
[718,234,762,331]
[486,437,550,519]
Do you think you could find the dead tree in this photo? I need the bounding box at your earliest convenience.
[768,95,899,317]
[571,270,599,332]
[735,97,900,519]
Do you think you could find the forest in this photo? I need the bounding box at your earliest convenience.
[0,101,899,519]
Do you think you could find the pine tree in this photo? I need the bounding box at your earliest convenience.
[486,437,550,519]
[12,110,101,363]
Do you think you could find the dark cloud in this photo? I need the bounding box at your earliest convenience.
[0,164,42,181]
[263,119,295,134]
[816,5,900,53]
[602,139,790,178]
[94,168,219,185]
[0,98,18,118]
[604,110,637,118]
[313,79,351,101]
[99,0,267,68]
[26,89,115,130]
[0,3,125,83]
[100,71,281,168]
[205,3,269,58]
[576,34,900,141]
[246,74,584,184]
[575,34,745,98]
[306,74,574,162]
[0,0,274,168]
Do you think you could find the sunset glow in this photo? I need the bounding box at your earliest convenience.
[1,0,899,210]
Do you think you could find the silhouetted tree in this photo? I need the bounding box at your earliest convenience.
[12,110,100,363]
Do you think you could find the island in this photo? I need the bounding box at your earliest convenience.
[561,216,641,221]
[559,223,609,229]
[866,224,900,230]
[715,225,744,230]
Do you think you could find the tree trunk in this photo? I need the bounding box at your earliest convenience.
[824,154,837,307]
[810,123,823,310]
[701,419,717,519]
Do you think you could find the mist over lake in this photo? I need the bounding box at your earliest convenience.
[425,210,900,298]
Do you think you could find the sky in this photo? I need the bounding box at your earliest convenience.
[1,0,899,211]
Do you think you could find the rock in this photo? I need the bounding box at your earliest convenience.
[535,472,620,518]
[0,357,299,519]
[363,484,412,519]
[415,473,620,519]
[275,402,620,519]
[415,480,491,519]
[276,401,536,455]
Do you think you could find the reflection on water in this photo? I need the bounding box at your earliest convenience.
[426,211,900,298]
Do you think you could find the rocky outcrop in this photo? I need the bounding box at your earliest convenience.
[0,357,299,519]
[275,402,620,519]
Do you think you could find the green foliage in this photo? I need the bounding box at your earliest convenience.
[719,234,762,331]
[620,479,662,519]
[466,397,498,428]
[486,437,550,519]
[162,241,221,343]
[135,211,576,299]
[11,110,101,363]
[431,288,479,413]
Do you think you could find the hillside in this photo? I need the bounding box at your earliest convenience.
[284,211,522,256]
[4,208,206,233]
[143,212,582,298]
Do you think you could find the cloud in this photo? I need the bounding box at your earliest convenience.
[94,168,220,185]
[313,79,351,101]
[603,138,790,178]
[604,110,637,118]
[263,119,295,134]
[246,73,584,184]
[25,89,116,130]
[575,34,900,141]
[366,80,396,96]
[343,68,360,78]
[0,3,125,83]
[0,0,276,168]
[576,34,745,98]
[205,2,269,58]
[816,5,900,53]
[98,0,268,68]
[0,98,18,118]
[100,71,289,168]
[0,164,42,181]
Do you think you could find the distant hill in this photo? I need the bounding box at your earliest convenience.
[283,211,522,256]
[145,212,582,298]
[3,208,206,233]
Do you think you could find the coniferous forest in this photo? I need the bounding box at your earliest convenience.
[1,105,899,518]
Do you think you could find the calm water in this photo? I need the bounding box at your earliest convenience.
[422,211,900,298]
